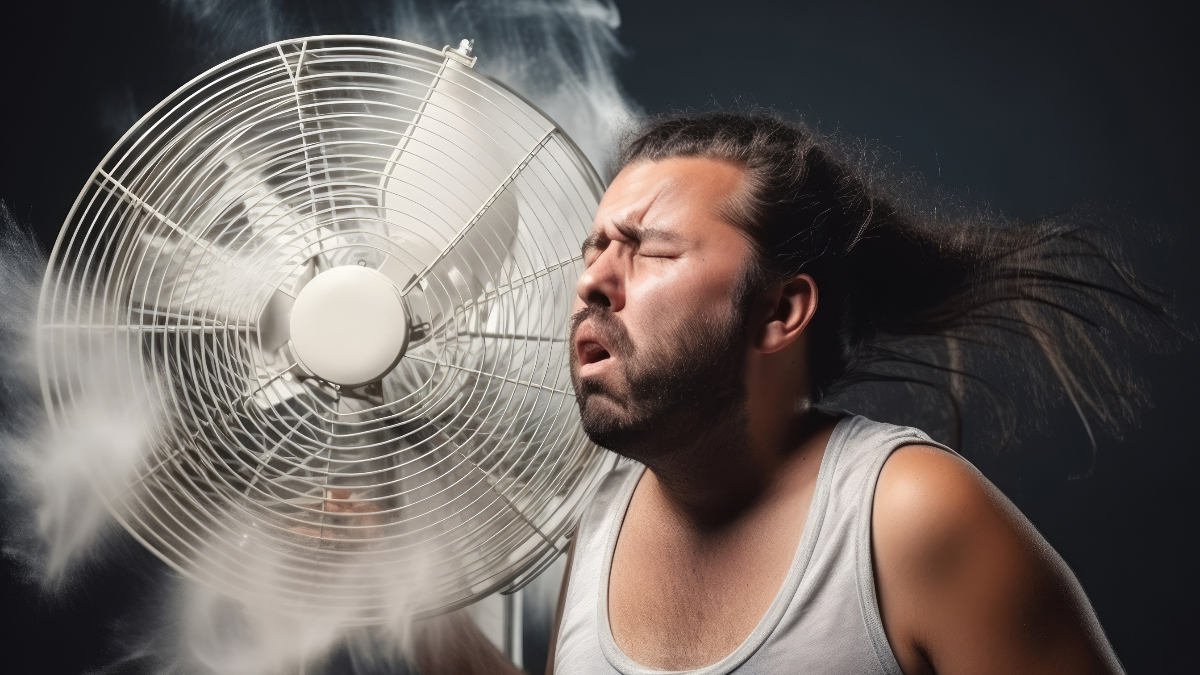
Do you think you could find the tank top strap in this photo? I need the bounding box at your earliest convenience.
[825,416,952,674]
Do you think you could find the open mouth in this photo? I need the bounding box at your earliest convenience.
[578,340,611,367]
[574,322,614,372]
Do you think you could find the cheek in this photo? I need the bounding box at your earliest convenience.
[625,265,731,339]
[641,257,739,307]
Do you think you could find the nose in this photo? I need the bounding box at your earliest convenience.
[576,244,625,312]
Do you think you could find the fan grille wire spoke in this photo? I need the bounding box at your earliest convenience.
[405,354,574,397]
[402,127,557,295]
[37,36,612,621]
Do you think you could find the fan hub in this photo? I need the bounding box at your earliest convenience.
[289,265,409,387]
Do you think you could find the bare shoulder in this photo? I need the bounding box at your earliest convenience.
[871,445,1123,675]
[873,445,1016,569]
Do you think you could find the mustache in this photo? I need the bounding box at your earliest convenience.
[570,304,635,359]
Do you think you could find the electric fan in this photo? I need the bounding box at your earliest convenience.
[37,35,615,621]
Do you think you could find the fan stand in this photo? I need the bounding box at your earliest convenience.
[503,589,525,668]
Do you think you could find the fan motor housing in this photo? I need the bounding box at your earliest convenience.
[289,265,409,387]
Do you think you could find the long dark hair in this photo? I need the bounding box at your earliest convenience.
[616,111,1177,451]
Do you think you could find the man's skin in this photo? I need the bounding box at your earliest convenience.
[543,156,1123,674]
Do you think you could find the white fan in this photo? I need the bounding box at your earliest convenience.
[37,35,614,622]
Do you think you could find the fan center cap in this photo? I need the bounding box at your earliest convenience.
[289,265,409,387]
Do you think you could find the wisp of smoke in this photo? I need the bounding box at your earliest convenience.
[2,2,638,674]
[165,0,638,171]
[1,203,163,591]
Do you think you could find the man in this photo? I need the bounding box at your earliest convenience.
[430,112,1150,674]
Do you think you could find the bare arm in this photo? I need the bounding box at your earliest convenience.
[415,536,575,675]
[412,610,524,675]
[872,445,1123,675]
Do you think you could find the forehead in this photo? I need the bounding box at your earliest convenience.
[592,156,746,238]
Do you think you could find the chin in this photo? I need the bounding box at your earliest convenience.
[580,421,638,454]
[575,393,632,449]
[578,403,669,465]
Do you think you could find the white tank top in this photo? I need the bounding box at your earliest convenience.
[553,415,950,675]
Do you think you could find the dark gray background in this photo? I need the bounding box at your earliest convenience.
[1,1,1197,672]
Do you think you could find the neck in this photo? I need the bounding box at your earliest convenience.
[642,406,837,532]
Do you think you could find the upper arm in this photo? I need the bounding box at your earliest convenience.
[872,445,1122,675]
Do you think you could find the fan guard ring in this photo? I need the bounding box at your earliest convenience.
[37,35,614,620]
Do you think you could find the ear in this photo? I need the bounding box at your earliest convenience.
[753,273,818,354]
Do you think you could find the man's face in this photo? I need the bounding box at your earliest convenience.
[569,157,757,457]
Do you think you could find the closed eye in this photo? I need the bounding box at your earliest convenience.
[581,223,684,264]
[636,243,682,260]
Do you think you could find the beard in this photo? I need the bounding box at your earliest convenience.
[568,292,752,465]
